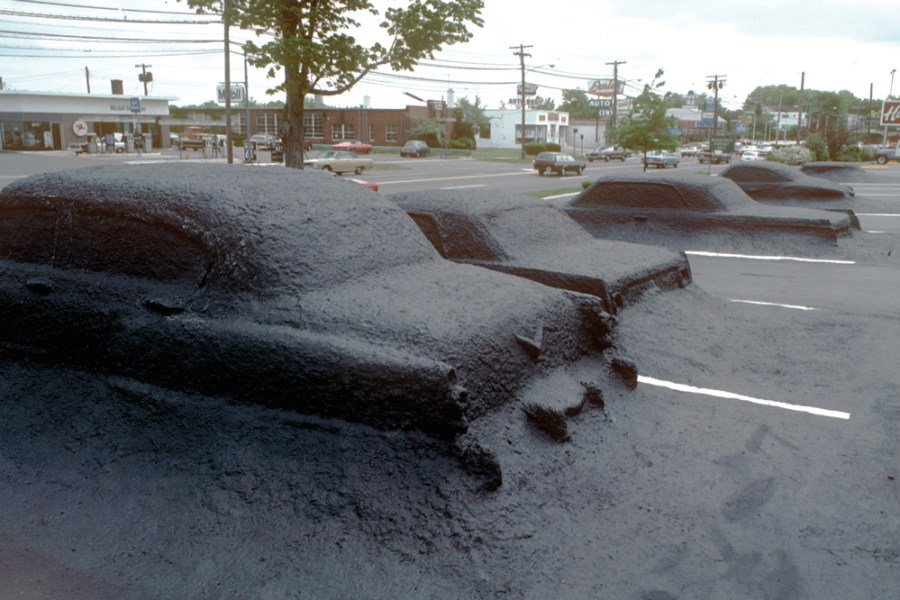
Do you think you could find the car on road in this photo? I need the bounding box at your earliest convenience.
[0,163,621,446]
[392,189,692,314]
[642,151,680,168]
[331,139,372,154]
[678,144,701,157]
[562,172,855,252]
[874,143,898,164]
[585,146,629,162]
[305,150,373,175]
[532,152,586,176]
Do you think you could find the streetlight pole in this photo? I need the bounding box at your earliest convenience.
[883,68,896,147]
[511,44,533,159]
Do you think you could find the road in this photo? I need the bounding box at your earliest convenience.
[0,149,898,599]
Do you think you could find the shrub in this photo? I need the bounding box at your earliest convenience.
[837,144,873,162]
[524,143,547,155]
[546,142,561,152]
[768,145,813,166]
[804,134,829,161]
[449,137,475,150]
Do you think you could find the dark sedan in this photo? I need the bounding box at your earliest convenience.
[532,152,586,176]
[391,189,692,314]
[0,163,620,445]
[563,172,855,253]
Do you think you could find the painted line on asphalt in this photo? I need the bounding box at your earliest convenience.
[440,184,486,190]
[857,213,900,216]
[638,375,851,420]
[730,299,818,311]
[686,250,856,265]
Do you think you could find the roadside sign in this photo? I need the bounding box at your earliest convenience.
[880,100,900,126]
[129,97,141,114]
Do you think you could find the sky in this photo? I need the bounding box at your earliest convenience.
[1,0,898,112]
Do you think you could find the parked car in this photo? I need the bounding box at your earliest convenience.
[400,140,431,157]
[0,163,620,447]
[532,152,586,176]
[678,145,701,157]
[305,150,373,175]
[586,146,628,162]
[874,143,898,164]
[697,149,732,164]
[562,172,855,252]
[392,189,692,314]
[642,151,679,168]
[740,150,762,161]
[331,139,372,154]
[249,133,276,150]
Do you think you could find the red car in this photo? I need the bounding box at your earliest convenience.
[332,139,372,154]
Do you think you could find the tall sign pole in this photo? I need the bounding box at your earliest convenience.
[511,44,533,159]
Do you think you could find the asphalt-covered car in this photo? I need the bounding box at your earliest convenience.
[331,139,372,154]
[532,152,586,176]
[562,172,855,252]
[586,146,628,162]
[719,161,859,228]
[400,140,431,157]
[720,161,855,200]
[392,189,692,314]
[0,163,620,448]
[305,150,373,175]
[642,151,679,168]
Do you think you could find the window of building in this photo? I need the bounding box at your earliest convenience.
[331,124,354,141]
[369,124,375,143]
[304,112,324,139]
[385,124,398,142]
[255,113,281,136]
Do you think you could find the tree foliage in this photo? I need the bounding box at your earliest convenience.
[610,69,679,164]
[181,0,484,167]
[455,95,490,137]
[558,89,595,120]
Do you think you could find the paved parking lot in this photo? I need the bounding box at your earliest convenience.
[0,151,897,599]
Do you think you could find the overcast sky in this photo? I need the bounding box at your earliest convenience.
[1,0,898,110]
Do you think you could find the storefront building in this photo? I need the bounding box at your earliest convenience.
[481,109,570,149]
[0,90,172,150]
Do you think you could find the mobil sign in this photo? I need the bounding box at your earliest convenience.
[881,100,900,126]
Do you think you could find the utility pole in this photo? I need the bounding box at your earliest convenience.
[706,74,726,147]
[84,66,91,94]
[510,44,532,159]
[605,60,626,145]
[223,0,234,164]
[135,63,152,96]
[798,72,805,143]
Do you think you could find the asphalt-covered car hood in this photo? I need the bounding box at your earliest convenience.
[0,164,616,440]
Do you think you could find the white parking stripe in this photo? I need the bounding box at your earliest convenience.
[730,299,818,311]
[638,375,851,420]
[686,250,856,265]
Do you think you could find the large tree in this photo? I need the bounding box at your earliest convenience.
[610,69,679,169]
[182,0,484,168]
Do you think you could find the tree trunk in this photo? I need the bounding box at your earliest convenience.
[283,70,306,169]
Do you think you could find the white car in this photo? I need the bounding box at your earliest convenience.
[741,150,762,161]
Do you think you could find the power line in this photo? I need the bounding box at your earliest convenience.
[0,8,220,24]
[11,0,207,16]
